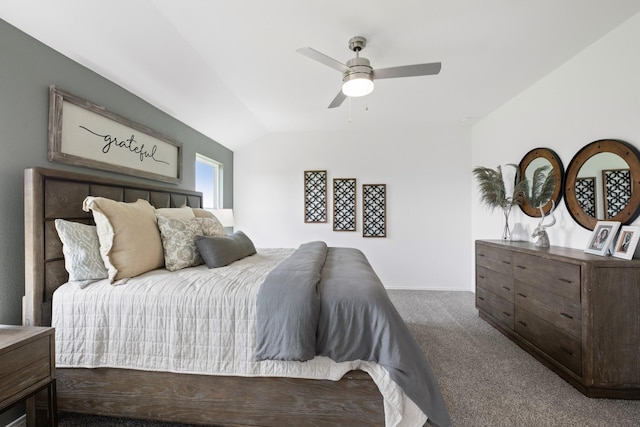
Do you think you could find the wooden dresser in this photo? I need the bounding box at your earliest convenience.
[0,326,57,426]
[475,239,640,398]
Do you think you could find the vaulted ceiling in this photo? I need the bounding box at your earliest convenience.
[2,1,639,150]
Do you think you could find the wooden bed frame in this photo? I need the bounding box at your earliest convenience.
[23,167,384,426]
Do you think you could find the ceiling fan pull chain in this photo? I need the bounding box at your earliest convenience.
[348,97,352,122]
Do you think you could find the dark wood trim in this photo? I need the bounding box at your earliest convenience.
[564,139,640,230]
[55,368,383,426]
[518,147,564,217]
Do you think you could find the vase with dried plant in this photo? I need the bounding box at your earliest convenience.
[473,164,526,240]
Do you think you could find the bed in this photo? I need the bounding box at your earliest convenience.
[23,167,450,427]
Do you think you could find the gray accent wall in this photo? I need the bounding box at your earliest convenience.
[0,18,233,326]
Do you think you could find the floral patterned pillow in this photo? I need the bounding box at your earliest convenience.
[156,216,205,271]
[197,217,226,237]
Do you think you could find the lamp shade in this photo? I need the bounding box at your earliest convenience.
[210,209,234,227]
[342,74,374,97]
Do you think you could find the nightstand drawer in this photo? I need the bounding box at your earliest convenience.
[0,325,56,425]
[0,336,52,403]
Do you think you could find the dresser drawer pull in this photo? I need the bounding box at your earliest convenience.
[517,293,528,298]
[558,278,573,284]
[477,296,485,301]
[516,265,526,269]
[501,286,511,291]
[518,320,527,327]
[502,260,512,265]
[478,253,485,257]
[560,312,574,319]
[502,311,511,317]
[560,347,574,356]
[478,275,485,279]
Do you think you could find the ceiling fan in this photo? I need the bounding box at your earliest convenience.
[297,36,442,108]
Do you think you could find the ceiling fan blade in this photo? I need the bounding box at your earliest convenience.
[373,62,442,80]
[297,47,351,74]
[328,90,347,109]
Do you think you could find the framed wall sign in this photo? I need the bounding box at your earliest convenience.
[304,170,327,223]
[333,178,356,231]
[48,86,182,184]
[363,184,386,237]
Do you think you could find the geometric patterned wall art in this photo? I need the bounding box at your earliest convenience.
[603,168,631,218]
[362,184,386,237]
[333,178,356,231]
[304,170,327,223]
[576,177,596,218]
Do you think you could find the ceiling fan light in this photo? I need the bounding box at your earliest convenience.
[342,74,374,97]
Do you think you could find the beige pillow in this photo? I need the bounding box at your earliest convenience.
[191,207,214,218]
[83,197,164,283]
[156,206,195,219]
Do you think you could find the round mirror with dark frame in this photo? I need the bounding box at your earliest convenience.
[564,139,640,230]
[519,148,564,217]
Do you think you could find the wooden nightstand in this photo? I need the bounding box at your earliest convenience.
[0,326,57,426]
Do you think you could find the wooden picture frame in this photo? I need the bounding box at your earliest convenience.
[48,86,182,184]
[584,220,620,256]
[613,225,640,260]
[333,178,357,231]
[362,184,386,238]
[304,170,327,223]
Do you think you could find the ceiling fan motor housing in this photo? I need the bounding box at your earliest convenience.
[342,57,374,96]
[344,57,373,81]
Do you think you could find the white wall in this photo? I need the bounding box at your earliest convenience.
[235,125,472,290]
[471,11,640,250]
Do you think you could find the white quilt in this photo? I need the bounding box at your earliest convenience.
[52,248,426,427]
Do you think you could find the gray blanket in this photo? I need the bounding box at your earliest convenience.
[256,242,451,427]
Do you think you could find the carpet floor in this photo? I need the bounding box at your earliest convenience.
[56,290,640,426]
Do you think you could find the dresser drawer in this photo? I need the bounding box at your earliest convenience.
[476,244,512,275]
[512,253,581,302]
[515,280,581,339]
[515,308,582,376]
[476,287,514,330]
[477,265,514,303]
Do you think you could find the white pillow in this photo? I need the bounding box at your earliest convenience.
[155,206,196,219]
[54,219,108,287]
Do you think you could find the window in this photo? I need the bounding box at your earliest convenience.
[195,154,223,209]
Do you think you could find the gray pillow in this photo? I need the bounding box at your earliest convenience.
[195,231,257,268]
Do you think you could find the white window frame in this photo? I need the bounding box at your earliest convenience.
[195,154,223,209]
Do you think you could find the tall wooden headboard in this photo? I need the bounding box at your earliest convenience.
[23,167,203,327]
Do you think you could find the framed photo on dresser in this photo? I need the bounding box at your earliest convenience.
[613,226,640,260]
[584,220,620,256]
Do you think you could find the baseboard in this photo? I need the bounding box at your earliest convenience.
[384,286,473,291]
[5,414,26,427]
